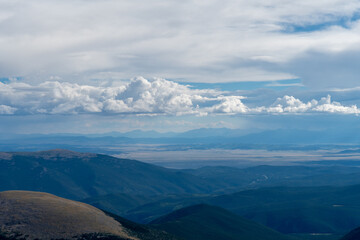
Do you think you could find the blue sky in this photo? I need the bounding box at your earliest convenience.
[1,0,360,134]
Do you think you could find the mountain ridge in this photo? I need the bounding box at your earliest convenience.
[0,150,221,199]
[150,204,298,240]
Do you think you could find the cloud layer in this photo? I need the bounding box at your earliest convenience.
[1,0,360,87]
[0,77,359,116]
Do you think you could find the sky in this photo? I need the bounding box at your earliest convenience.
[1,0,360,134]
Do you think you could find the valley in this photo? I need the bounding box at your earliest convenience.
[1,149,360,239]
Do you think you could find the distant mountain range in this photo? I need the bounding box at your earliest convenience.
[3,127,360,147]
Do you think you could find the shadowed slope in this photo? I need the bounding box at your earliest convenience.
[150,204,297,240]
[341,226,360,240]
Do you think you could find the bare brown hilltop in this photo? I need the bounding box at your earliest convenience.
[0,191,136,240]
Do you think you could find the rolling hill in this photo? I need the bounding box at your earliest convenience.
[0,190,179,240]
[122,184,360,236]
[150,204,298,240]
[207,185,360,234]
[0,190,134,239]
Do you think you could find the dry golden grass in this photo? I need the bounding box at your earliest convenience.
[0,191,138,240]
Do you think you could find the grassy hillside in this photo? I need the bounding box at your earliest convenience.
[0,190,180,240]
[0,149,220,199]
[150,204,298,240]
[0,191,134,240]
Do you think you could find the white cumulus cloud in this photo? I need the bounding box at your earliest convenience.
[265,95,360,115]
[0,77,359,116]
[0,77,220,115]
[206,96,249,115]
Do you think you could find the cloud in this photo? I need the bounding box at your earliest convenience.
[205,96,249,115]
[0,77,359,116]
[0,105,16,114]
[265,95,360,115]
[1,0,360,85]
[0,77,220,115]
